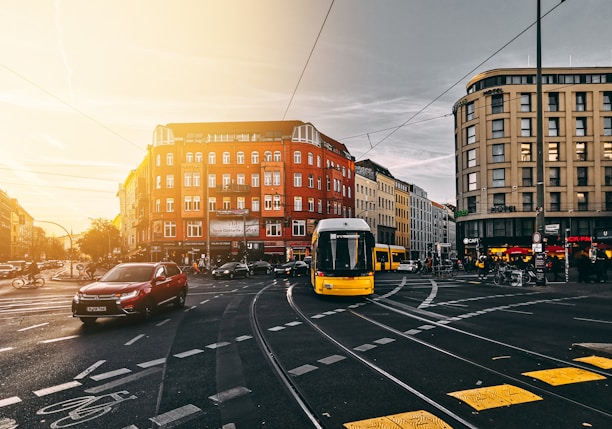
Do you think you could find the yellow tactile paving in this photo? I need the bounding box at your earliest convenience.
[447,384,542,411]
[343,410,453,429]
[522,367,606,386]
[573,355,612,370]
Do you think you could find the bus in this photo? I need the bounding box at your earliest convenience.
[310,218,376,296]
[374,243,407,272]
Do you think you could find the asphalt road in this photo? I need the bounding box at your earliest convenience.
[0,270,610,428]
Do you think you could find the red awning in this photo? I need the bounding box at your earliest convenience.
[546,245,565,253]
[505,246,531,255]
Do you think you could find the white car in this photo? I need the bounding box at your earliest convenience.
[397,260,418,273]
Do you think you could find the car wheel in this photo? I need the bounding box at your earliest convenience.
[80,317,97,325]
[140,299,155,321]
[174,289,186,308]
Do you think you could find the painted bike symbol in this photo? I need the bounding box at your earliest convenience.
[36,390,136,428]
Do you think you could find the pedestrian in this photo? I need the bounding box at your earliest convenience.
[192,260,201,275]
[476,256,486,279]
[86,261,97,279]
[551,255,561,281]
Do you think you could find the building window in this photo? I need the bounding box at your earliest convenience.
[492,144,505,163]
[604,167,612,186]
[251,173,260,187]
[577,192,588,211]
[156,176,161,189]
[522,167,533,186]
[576,92,586,111]
[208,174,216,188]
[550,192,561,212]
[520,93,531,112]
[237,197,245,210]
[292,219,306,236]
[523,192,533,212]
[208,152,216,164]
[193,196,200,211]
[467,196,477,214]
[222,197,231,210]
[467,148,476,167]
[294,196,302,211]
[492,119,504,138]
[468,172,477,191]
[294,151,302,164]
[186,152,193,163]
[266,222,282,237]
[164,221,176,237]
[264,172,272,186]
[492,168,505,187]
[604,142,612,160]
[520,143,532,161]
[491,93,504,114]
[576,118,587,136]
[156,154,161,167]
[264,151,272,161]
[208,197,216,212]
[155,199,160,213]
[604,117,612,136]
[293,173,302,187]
[195,152,202,163]
[521,118,532,137]
[273,171,281,186]
[466,102,475,121]
[166,175,174,188]
[237,174,245,185]
[273,194,281,210]
[548,142,559,161]
[251,197,260,212]
[236,151,245,164]
[577,167,588,186]
[184,196,192,211]
[223,152,230,164]
[493,193,505,209]
[184,173,192,187]
[548,92,559,112]
[251,151,259,164]
[274,151,281,162]
[467,125,476,144]
[607,192,612,211]
[308,197,315,212]
[187,221,202,238]
[222,174,230,187]
[264,195,272,211]
[549,167,560,186]
[548,118,559,136]
[166,153,173,166]
[575,142,587,161]
[604,92,612,111]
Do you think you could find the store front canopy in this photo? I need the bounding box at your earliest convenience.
[505,246,531,256]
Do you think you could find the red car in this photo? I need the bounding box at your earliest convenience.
[72,262,188,325]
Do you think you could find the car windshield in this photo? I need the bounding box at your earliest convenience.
[101,265,154,282]
[219,263,235,269]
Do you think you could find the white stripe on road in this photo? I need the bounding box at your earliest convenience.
[0,396,21,407]
[174,349,204,358]
[418,279,438,309]
[39,335,79,343]
[75,360,106,380]
[125,334,145,345]
[91,368,132,381]
[0,347,14,353]
[138,358,166,368]
[18,322,49,331]
[575,317,612,325]
[33,380,82,397]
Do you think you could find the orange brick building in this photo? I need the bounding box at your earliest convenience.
[119,121,355,265]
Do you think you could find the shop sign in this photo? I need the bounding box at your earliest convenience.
[463,237,480,245]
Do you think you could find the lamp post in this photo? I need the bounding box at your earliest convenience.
[34,220,74,278]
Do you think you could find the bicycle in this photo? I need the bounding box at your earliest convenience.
[12,275,45,289]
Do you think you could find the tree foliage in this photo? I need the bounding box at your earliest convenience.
[78,218,121,261]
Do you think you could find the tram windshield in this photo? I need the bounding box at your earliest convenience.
[316,231,373,273]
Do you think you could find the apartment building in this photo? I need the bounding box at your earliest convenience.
[454,67,612,258]
[118,121,355,264]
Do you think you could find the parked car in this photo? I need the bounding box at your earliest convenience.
[0,264,17,279]
[274,261,309,278]
[398,260,418,273]
[212,262,249,279]
[303,256,312,268]
[248,261,273,275]
[71,261,188,325]
[6,261,26,275]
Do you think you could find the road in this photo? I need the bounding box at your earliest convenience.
[0,269,610,428]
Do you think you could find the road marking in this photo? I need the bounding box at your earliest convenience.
[500,309,533,315]
[418,279,438,309]
[85,367,161,394]
[91,368,132,381]
[235,335,252,342]
[448,384,542,411]
[199,299,210,304]
[206,341,230,349]
[344,410,453,429]
[149,404,203,428]
[317,354,346,365]
[138,358,166,368]
[0,347,13,353]
[39,335,79,343]
[125,334,145,345]
[574,317,612,325]
[574,355,612,369]
[156,319,171,326]
[522,367,606,386]
[33,380,82,397]
[288,364,318,376]
[17,322,49,331]
[0,396,21,407]
[174,349,204,358]
[75,360,106,379]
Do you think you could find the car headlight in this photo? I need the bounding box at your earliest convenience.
[115,290,140,301]
[73,292,80,303]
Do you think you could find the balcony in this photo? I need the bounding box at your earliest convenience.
[215,184,251,193]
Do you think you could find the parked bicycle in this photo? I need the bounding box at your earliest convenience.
[12,275,45,289]
[492,263,531,287]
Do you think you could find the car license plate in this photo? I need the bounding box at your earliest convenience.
[87,306,106,312]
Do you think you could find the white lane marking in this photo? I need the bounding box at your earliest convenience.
[17,322,49,331]
[125,334,145,346]
[574,317,612,325]
[0,396,21,407]
[500,309,533,315]
[156,319,171,326]
[91,368,132,381]
[149,404,204,427]
[174,349,204,358]
[0,347,14,353]
[75,360,106,380]
[138,358,166,368]
[33,381,82,397]
[39,335,79,344]
[418,279,438,309]
[199,299,210,304]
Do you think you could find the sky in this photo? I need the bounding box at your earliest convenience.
[1,0,611,236]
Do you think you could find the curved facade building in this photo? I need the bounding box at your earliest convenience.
[454,67,612,258]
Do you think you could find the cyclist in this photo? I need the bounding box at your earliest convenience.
[86,261,97,279]
[26,261,40,284]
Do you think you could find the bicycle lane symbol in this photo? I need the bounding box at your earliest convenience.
[36,390,136,428]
